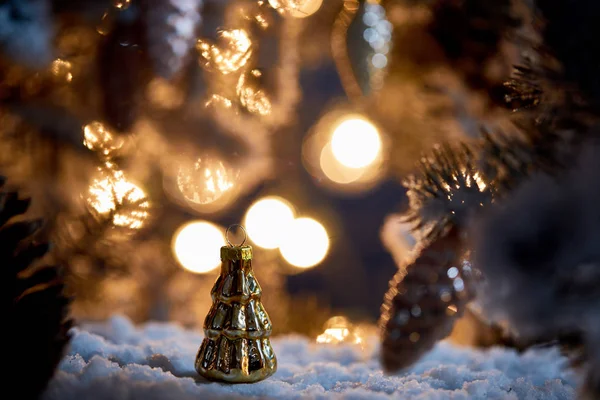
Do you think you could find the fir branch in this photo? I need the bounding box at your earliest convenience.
[502,64,542,112]
[402,143,491,242]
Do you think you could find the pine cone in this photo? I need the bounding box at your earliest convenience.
[0,177,72,398]
[379,227,473,373]
[143,0,202,80]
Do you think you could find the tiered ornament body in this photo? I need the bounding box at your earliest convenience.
[195,245,277,383]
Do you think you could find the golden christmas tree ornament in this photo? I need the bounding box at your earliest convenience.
[195,224,277,383]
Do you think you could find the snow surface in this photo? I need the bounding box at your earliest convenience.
[45,315,578,400]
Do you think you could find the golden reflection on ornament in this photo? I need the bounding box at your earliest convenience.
[320,142,365,184]
[176,157,236,205]
[330,116,382,169]
[316,316,363,345]
[50,59,73,83]
[244,196,296,249]
[197,29,253,74]
[237,72,272,116]
[86,166,150,230]
[172,221,225,274]
[279,217,329,268]
[83,121,125,156]
[268,0,323,18]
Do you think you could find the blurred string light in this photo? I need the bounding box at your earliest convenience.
[237,69,272,116]
[320,142,365,184]
[97,0,130,36]
[50,58,73,83]
[196,1,307,119]
[304,111,385,190]
[83,121,125,156]
[205,94,234,109]
[244,196,329,269]
[244,196,296,249]
[86,163,150,230]
[197,27,274,116]
[362,0,392,91]
[330,116,382,169]
[279,217,329,268]
[83,121,148,231]
[172,221,225,274]
[113,0,130,10]
[267,0,323,18]
[316,316,363,345]
[176,156,236,206]
[197,29,253,75]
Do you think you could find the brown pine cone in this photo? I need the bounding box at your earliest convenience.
[0,177,73,398]
[379,226,473,373]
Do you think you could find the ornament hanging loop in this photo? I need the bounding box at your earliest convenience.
[226,224,247,247]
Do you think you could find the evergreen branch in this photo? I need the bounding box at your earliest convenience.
[402,143,491,242]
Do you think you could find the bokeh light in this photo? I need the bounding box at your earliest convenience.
[330,116,382,169]
[316,316,364,345]
[268,0,323,18]
[279,217,329,268]
[320,142,365,184]
[51,58,73,83]
[176,156,235,205]
[172,221,225,274]
[244,196,295,249]
[86,167,150,230]
[83,121,124,156]
[197,29,252,74]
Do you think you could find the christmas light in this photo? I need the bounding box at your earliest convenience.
[268,0,323,18]
[237,71,272,116]
[86,166,150,230]
[330,116,382,169]
[197,29,253,75]
[83,121,124,156]
[176,156,236,205]
[319,142,365,184]
[50,58,73,83]
[279,217,329,268]
[113,0,130,10]
[244,196,296,249]
[172,221,225,274]
[316,316,364,345]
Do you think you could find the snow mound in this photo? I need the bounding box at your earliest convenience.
[44,315,577,399]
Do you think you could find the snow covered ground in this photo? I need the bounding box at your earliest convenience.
[44,315,577,399]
